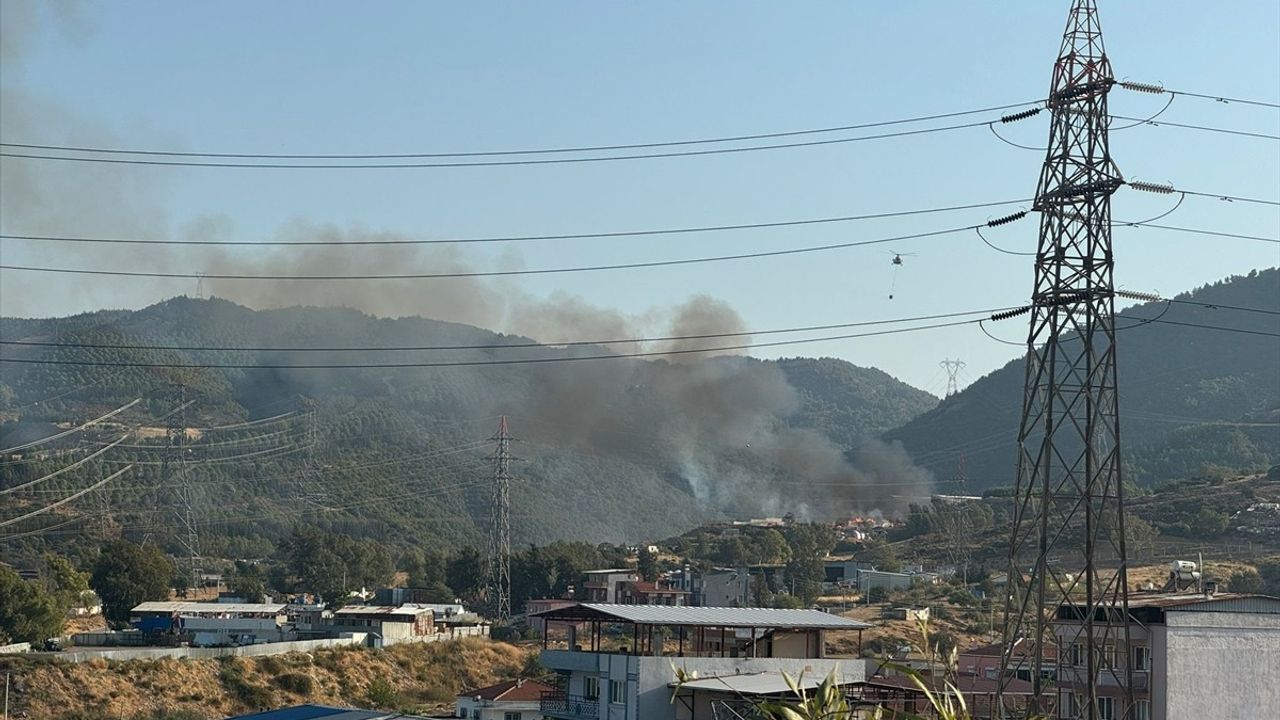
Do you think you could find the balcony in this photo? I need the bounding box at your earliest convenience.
[540,691,600,719]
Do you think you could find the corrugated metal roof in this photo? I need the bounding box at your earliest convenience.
[332,604,432,617]
[227,704,432,719]
[532,602,872,629]
[1122,593,1280,611]
[671,671,862,695]
[131,601,285,614]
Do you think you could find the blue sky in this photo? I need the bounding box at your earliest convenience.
[1,0,1277,393]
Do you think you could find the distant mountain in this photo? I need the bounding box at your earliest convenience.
[885,268,1280,491]
[0,298,936,559]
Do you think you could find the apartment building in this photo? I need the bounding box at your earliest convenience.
[1052,592,1280,719]
[532,602,871,720]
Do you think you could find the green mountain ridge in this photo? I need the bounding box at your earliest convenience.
[0,298,936,562]
[885,268,1280,492]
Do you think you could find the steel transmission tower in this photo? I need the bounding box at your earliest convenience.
[486,416,514,623]
[165,386,201,595]
[939,358,966,397]
[998,2,1133,719]
[294,398,328,507]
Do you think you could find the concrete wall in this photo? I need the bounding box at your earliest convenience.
[30,634,369,663]
[1163,611,1280,719]
[0,642,31,654]
[454,696,541,719]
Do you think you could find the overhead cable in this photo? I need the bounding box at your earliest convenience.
[0,399,141,453]
[0,198,1029,247]
[0,435,127,495]
[0,307,1019,353]
[0,101,1043,160]
[0,224,980,280]
[0,118,1004,169]
[0,318,985,370]
[1118,81,1280,109]
[0,465,132,529]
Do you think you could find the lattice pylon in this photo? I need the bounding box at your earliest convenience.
[997,2,1134,719]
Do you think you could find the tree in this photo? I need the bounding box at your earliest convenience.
[1227,569,1263,593]
[230,561,267,601]
[0,567,64,644]
[859,539,901,573]
[42,553,91,610]
[446,546,486,602]
[782,523,835,605]
[637,547,659,582]
[91,540,174,625]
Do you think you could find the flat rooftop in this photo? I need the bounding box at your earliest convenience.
[131,601,286,615]
[531,602,872,630]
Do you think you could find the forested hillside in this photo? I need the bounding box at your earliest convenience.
[886,269,1280,491]
[0,299,935,563]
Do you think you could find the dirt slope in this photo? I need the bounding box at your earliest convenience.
[1,638,535,720]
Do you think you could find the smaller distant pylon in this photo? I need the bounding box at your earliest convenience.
[939,358,966,397]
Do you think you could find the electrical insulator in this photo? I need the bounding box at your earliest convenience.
[1000,107,1043,124]
[1119,80,1165,95]
[1128,180,1176,195]
[990,306,1031,322]
[1115,289,1162,302]
[987,211,1029,227]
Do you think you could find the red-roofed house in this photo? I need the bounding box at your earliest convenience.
[616,579,690,606]
[454,679,552,720]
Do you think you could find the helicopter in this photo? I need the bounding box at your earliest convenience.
[884,250,916,299]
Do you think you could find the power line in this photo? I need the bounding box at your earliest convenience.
[0,198,1029,247]
[0,317,984,370]
[0,100,1042,160]
[0,399,141,453]
[1118,222,1279,244]
[0,307,1017,353]
[0,224,980,280]
[1109,115,1280,141]
[1145,318,1280,338]
[0,436,127,495]
[0,465,132,529]
[0,118,1004,169]
[1118,81,1280,109]
[1174,189,1280,206]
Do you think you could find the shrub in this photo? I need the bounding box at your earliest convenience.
[273,672,315,694]
[366,677,399,708]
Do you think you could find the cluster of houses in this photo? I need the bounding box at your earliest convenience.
[110,597,486,649]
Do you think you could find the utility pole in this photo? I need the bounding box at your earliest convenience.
[998,2,1133,719]
[486,416,514,623]
[165,385,200,596]
[939,358,966,397]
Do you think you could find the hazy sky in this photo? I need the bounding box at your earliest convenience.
[1,0,1277,393]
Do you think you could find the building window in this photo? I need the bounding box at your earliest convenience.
[583,676,599,700]
[1132,644,1150,672]
[1098,696,1115,720]
[1133,699,1150,720]
[504,713,521,720]
[610,679,625,704]
[1070,643,1085,667]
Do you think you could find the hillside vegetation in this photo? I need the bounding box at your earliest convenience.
[887,269,1280,491]
[0,638,534,720]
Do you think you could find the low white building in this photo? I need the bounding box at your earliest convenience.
[130,601,289,645]
[453,679,552,720]
[329,605,435,645]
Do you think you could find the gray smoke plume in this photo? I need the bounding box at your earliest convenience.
[0,2,934,520]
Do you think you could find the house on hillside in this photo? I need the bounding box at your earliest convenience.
[532,602,872,720]
[329,605,434,645]
[454,679,553,720]
[581,569,638,604]
[616,579,690,606]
